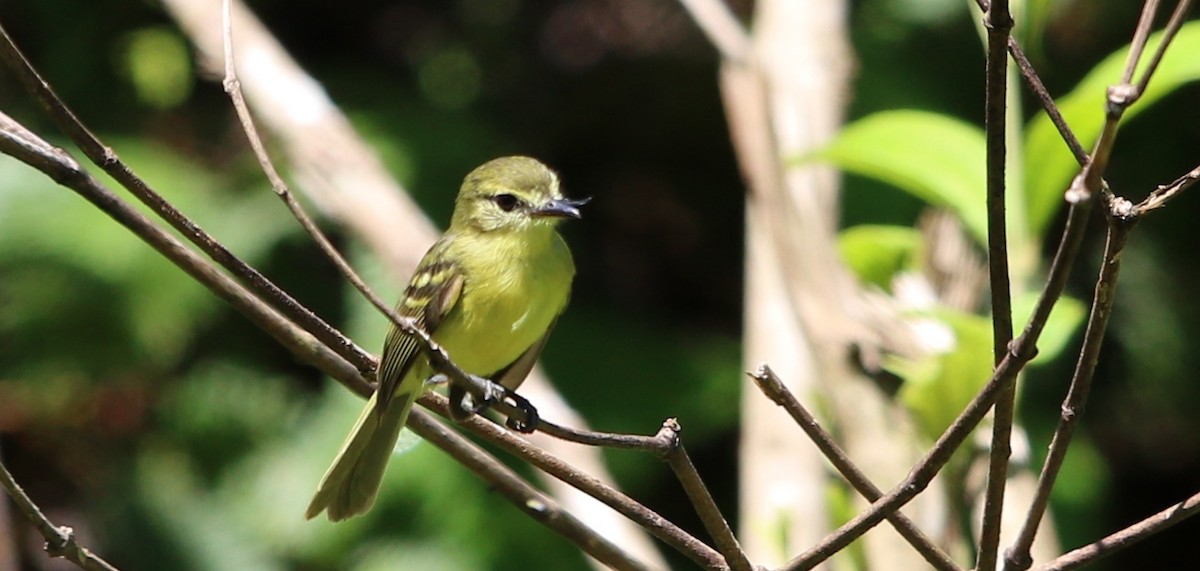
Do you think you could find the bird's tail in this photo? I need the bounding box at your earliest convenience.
[305,388,418,521]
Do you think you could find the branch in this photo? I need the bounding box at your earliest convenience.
[404,411,654,571]
[1003,218,1131,570]
[216,0,527,427]
[0,113,679,571]
[779,162,1096,570]
[1004,5,1192,566]
[0,21,373,377]
[0,462,119,571]
[1033,488,1200,571]
[1136,161,1200,213]
[978,0,1016,568]
[749,365,962,571]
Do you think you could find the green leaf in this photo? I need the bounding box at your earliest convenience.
[1013,291,1087,366]
[838,225,923,291]
[1025,21,1200,234]
[809,110,988,243]
[894,310,995,440]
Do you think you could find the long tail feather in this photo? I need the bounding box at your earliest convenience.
[305,389,418,521]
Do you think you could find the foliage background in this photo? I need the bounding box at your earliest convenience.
[0,0,1198,569]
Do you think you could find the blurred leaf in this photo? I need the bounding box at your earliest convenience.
[1024,21,1200,234]
[894,309,994,439]
[838,224,923,291]
[809,110,988,244]
[118,26,193,109]
[1013,291,1086,366]
[0,138,298,367]
[138,447,286,571]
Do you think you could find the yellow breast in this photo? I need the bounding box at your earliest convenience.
[434,230,574,376]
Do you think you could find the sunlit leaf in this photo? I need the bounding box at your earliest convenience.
[1013,291,1086,366]
[809,110,988,244]
[894,310,994,440]
[1025,21,1200,234]
[838,225,923,291]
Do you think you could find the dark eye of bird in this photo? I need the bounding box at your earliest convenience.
[493,193,520,212]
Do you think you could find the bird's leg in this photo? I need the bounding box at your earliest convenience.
[447,374,507,422]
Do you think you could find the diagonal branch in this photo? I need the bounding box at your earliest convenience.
[0,21,373,377]
[1033,488,1200,571]
[0,461,120,571]
[779,167,1096,570]
[0,113,691,571]
[750,365,962,571]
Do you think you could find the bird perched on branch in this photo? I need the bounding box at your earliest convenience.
[306,156,585,521]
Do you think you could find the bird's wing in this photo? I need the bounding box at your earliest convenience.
[491,318,558,390]
[375,238,465,410]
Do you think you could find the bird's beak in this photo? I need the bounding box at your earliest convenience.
[532,196,590,219]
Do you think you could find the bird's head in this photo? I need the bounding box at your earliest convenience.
[452,156,588,234]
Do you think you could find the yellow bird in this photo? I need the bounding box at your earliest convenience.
[306,156,584,521]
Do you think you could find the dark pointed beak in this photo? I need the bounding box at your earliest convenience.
[533,196,590,219]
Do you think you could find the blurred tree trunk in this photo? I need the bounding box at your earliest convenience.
[726,0,950,567]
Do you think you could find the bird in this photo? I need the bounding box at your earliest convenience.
[306,156,584,522]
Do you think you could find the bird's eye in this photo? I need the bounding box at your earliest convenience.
[493,193,520,212]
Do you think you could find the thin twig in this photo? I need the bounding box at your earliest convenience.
[419,394,730,570]
[216,0,516,422]
[1122,0,1163,86]
[1136,162,1200,213]
[0,113,705,570]
[0,110,371,395]
[0,21,374,376]
[1133,0,1193,97]
[659,420,753,571]
[779,184,1095,570]
[1033,488,1200,571]
[1007,37,1090,166]
[406,411,654,571]
[749,365,962,571]
[978,0,1015,568]
[540,417,752,570]
[0,462,120,571]
[1004,214,1134,571]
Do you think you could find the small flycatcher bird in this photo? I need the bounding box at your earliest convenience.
[306,156,584,521]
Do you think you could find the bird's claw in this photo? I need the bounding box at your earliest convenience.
[503,391,539,433]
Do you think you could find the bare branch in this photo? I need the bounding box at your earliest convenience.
[0,111,688,571]
[0,462,120,571]
[779,181,1096,569]
[749,365,962,571]
[419,394,730,570]
[1004,218,1133,571]
[978,0,1015,568]
[0,21,374,376]
[405,411,654,571]
[1033,489,1200,571]
[1136,162,1200,213]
